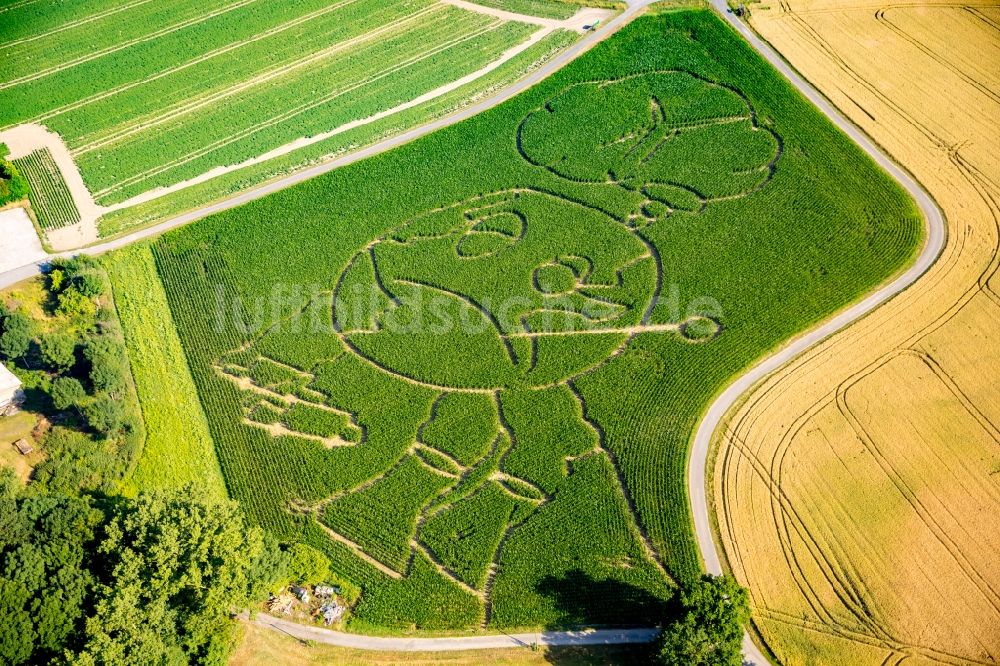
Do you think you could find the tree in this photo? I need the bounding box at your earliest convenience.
[72,486,276,666]
[0,486,282,666]
[286,542,331,586]
[658,575,750,666]
[84,335,125,393]
[51,376,86,411]
[0,495,101,665]
[84,396,125,436]
[72,271,104,299]
[56,287,97,319]
[48,268,65,293]
[0,578,35,665]
[40,332,77,372]
[0,311,31,361]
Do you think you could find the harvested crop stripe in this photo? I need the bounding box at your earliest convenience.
[714,2,1000,664]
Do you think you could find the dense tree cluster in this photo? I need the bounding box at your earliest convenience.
[0,477,289,666]
[0,257,143,492]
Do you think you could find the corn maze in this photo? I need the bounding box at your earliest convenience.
[146,11,922,630]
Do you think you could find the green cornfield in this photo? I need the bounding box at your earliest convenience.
[141,10,922,631]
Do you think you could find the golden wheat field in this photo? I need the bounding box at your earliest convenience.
[712,1,1000,664]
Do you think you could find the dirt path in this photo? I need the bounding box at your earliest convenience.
[442,0,612,33]
[255,612,659,650]
[0,124,101,248]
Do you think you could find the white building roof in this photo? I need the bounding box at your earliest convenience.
[0,364,21,394]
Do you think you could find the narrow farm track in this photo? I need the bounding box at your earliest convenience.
[254,612,660,651]
[0,0,944,658]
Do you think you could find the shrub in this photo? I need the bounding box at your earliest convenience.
[40,333,77,372]
[0,159,29,207]
[56,287,96,319]
[72,271,104,299]
[51,376,86,411]
[84,396,125,436]
[0,311,31,361]
[48,269,65,293]
[285,543,331,586]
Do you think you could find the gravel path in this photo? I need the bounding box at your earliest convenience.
[254,613,660,651]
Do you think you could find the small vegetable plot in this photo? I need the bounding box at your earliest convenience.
[14,149,81,230]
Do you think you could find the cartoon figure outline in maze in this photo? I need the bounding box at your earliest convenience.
[517,70,782,227]
[214,71,781,607]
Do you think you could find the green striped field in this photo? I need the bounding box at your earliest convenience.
[1,0,571,226]
[13,148,80,229]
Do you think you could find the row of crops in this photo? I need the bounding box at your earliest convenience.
[13,149,81,230]
[141,10,922,630]
[1,0,540,206]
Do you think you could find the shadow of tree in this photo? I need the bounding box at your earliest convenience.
[535,569,677,665]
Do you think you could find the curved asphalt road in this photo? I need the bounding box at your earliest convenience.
[0,2,945,660]
[690,3,946,664]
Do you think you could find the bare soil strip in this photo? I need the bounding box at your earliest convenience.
[442,0,612,32]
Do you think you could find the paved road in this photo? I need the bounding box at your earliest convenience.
[0,0,657,290]
[256,613,659,651]
[689,3,947,664]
